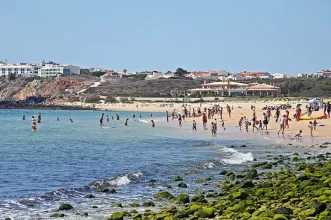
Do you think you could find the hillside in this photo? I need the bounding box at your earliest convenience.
[85,78,204,97]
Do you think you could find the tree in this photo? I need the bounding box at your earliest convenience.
[123,69,128,74]
[174,68,189,77]
[80,68,91,75]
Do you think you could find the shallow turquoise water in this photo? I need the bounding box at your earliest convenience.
[0,109,307,219]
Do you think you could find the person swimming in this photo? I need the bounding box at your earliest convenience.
[70,119,73,123]
[22,115,25,120]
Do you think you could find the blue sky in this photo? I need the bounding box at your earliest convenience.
[1,0,330,75]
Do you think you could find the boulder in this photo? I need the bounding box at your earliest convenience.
[59,203,73,210]
[172,176,183,181]
[154,191,175,200]
[177,194,190,204]
[111,203,123,208]
[299,208,316,217]
[142,201,155,207]
[191,194,207,203]
[198,207,214,218]
[231,191,249,200]
[177,182,188,188]
[84,194,95,198]
[274,207,293,215]
[110,212,123,220]
[81,212,88,217]
[50,213,65,218]
[273,214,288,220]
[129,202,140,207]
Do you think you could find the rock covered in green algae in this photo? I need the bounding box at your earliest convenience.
[81,212,88,217]
[84,194,95,198]
[111,203,123,208]
[59,203,73,210]
[191,194,207,204]
[153,191,174,200]
[109,212,123,220]
[177,181,188,188]
[50,213,65,217]
[231,190,248,200]
[273,214,288,220]
[172,176,183,181]
[274,207,293,215]
[129,202,140,207]
[177,193,190,204]
[198,207,214,218]
[142,201,155,207]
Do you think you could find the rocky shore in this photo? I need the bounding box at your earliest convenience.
[0,100,95,110]
[32,144,331,220]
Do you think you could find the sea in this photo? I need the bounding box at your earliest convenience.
[0,109,315,219]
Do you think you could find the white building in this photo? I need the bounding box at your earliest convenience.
[38,64,80,78]
[271,73,285,79]
[0,63,37,77]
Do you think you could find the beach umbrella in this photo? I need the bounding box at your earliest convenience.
[308,98,319,103]
[323,99,329,103]
[280,101,288,105]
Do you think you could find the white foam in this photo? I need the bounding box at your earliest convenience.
[111,175,131,186]
[203,162,215,169]
[138,119,149,123]
[220,147,254,165]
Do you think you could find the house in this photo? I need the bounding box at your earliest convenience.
[272,73,286,79]
[146,72,165,80]
[187,81,280,97]
[238,71,272,80]
[316,70,331,78]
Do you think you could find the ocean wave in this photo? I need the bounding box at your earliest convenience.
[138,119,149,123]
[220,147,254,165]
[89,171,144,189]
[202,162,215,169]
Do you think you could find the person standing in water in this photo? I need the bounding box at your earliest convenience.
[107,115,110,122]
[100,113,104,127]
[70,119,73,123]
[151,120,155,127]
[178,114,182,127]
[125,118,129,126]
[308,121,314,137]
[278,115,285,135]
[57,117,59,121]
[139,113,142,118]
[22,115,25,120]
[31,122,37,131]
[166,111,169,122]
[37,113,41,123]
[193,120,197,132]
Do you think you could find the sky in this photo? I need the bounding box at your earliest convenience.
[1,0,330,75]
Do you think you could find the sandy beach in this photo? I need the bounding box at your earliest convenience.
[62,100,331,145]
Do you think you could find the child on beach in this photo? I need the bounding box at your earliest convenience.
[220,119,225,130]
[294,130,302,140]
[193,120,197,132]
[259,120,263,130]
[313,120,317,130]
[308,121,314,137]
[244,118,249,132]
[237,117,243,130]
[278,115,286,135]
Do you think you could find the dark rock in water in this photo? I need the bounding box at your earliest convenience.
[313,202,326,214]
[81,212,88,217]
[109,189,117,194]
[84,194,95,198]
[149,179,157,183]
[172,176,183,181]
[252,162,268,168]
[109,212,123,220]
[220,170,228,175]
[246,169,258,179]
[240,181,255,188]
[92,206,98,208]
[240,144,247,147]
[142,201,155,207]
[274,207,293,215]
[50,213,65,217]
[177,194,190,204]
[154,191,174,200]
[111,203,123,208]
[96,188,109,193]
[191,194,207,204]
[130,209,138,213]
[5,218,11,220]
[123,211,132,217]
[177,182,188,188]
[164,184,173,189]
[132,213,142,219]
[129,202,140,207]
[59,203,73,210]
[27,202,35,207]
